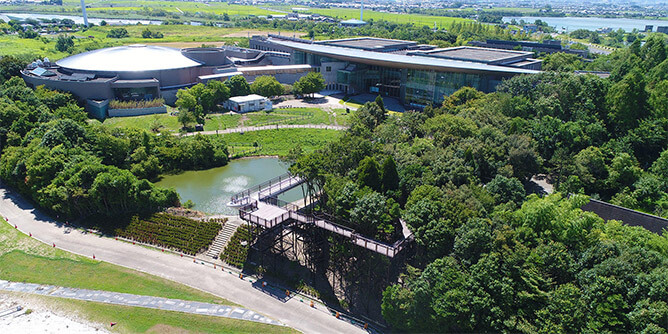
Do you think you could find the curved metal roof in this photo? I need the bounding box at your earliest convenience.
[272,39,540,75]
[57,45,202,72]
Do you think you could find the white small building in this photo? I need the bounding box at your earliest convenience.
[224,94,272,113]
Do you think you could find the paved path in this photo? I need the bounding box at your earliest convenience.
[183,123,348,136]
[0,280,280,325]
[0,186,367,334]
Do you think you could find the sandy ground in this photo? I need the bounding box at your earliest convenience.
[0,293,109,334]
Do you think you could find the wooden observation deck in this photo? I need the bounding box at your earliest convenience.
[230,173,412,258]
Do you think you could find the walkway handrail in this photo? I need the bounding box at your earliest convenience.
[230,172,302,206]
[239,206,409,258]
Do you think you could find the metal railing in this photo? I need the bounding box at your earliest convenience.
[229,172,303,206]
[239,205,408,258]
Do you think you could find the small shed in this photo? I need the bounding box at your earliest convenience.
[224,94,272,113]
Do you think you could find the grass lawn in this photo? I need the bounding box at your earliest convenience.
[0,220,233,305]
[2,292,296,334]
[97,107,349,132]
[219,128,342,157]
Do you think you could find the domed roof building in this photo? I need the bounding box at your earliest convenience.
[56,44,203,73]
[21,44,299,118]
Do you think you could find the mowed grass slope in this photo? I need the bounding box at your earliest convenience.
[6,294,296,334]
[0,220,233,305]
[0,219,297,332]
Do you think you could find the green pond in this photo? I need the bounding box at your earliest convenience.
[155,157,302,215]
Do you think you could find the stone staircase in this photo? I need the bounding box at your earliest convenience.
[205,219,242,259]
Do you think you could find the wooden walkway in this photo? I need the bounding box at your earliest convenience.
[228,173,304,207]
[233,174,412,258]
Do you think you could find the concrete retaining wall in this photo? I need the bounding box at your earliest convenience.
[581,198,668,234]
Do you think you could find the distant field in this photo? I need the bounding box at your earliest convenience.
[299,8,472,27]
[0,25,251,60]
[2,0,279,17]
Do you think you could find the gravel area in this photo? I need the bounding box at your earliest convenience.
[0,293,109,334]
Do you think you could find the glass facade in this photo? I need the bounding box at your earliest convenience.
[405,70,483,108]
[293,50,510,108]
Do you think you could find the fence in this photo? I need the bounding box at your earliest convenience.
[239,201,408,258]
[230,172,301,205]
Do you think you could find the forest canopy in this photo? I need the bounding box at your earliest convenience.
[288,37,668,332]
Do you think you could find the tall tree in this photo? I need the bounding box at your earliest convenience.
[224,75,251,97]
[250,75,284,97]
[607,69,648,133]
[357,156,382,192]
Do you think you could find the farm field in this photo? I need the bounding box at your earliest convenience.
[295,7,472,27]
[0,24,253,60]
[0,0,279,18]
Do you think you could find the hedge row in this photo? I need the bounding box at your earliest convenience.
[220,225,254,268]
[114,213,222,255]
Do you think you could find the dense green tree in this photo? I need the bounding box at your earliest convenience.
[486,174,525,204]
[380,156,399,193]
[0,56,26,83]
[55,35,74,52]
[224,75,250,97]
[607,69,648,133]
[374,95,385,113]
[542,52,584,72]
[293,72,324,97]
[177,110,196,129]
[356,156,382,192]
[106,27,129,38]
[640,34,667,70]
[250,75,284,97]
[649,80,668,119]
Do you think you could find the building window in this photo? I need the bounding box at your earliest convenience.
[326,66,332,72]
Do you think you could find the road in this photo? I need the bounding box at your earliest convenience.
[183,124,348,136]
[0,185,367,334]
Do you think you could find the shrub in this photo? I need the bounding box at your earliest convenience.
[220,224,256,268]
[109,98,165,109]
[114,213,222,255]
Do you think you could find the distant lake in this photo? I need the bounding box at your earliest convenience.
[503,16,668,32]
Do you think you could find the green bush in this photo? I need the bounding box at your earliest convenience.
[220,224,255,268]
[114,213,222,255]
[109,98,165,110]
